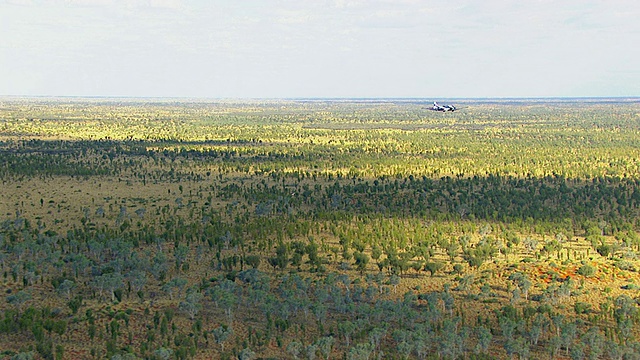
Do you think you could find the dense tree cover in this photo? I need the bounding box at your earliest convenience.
[0,99,640,359]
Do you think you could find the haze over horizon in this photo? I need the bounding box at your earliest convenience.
[1,0,639,99]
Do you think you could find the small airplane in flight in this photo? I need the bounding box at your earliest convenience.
[429,102,457,112]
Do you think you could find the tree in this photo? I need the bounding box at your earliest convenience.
[508,272,532,300]
[445,240,459,261]
[6,290,31,312]
[210,282,238,323]
[475,325,492,354]
[174,244,189,271]
[523,237,539,253]
[244,255,261,269]
[561,321,578,356]
[238,348,256,360]
[269,243,289,270]
[151,251,169,281]
[179,289,203,320]
[92,272,124,302]
[162,277,187,300]
[212,325,232,352]
[424,262,444,277]
[389,274,400,293]
[368,327,386,356]
[315,336,335,360]
[10,352,34,360]
[529,313,548,346]
[346,343,373,360]
[463,249,486,269]
[499,316,517,341]
[56,279,76,300]
[397,339,413,359]
[287,341,303,359]
[547,336,562,359]
[371,246,383,265]
[307,241,322,271]
[504,336,529,360]
[581,327,604,360]
[438,319,461,360]
[606,340,624,360]
[55,345,64,360]
[457,273,475,295]
[614,295,637,345]
[353,251,369,274]
[306,344,318,360]
[126,270,147,294]
[410,261,423,276]
[442,291,455,316]
[338,321,356,348]
[71,254,91,278]
[570,341,586,360]
[153,348,173,360]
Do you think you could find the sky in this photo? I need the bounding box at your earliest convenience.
[1,0,639,98]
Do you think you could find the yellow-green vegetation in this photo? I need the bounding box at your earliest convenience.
[1,98,640,359]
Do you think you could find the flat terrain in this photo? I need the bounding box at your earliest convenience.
[1,98,640,359]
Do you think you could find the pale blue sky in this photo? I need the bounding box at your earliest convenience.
[1,0,638,98]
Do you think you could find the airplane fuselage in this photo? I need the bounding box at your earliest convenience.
[431,102,456,112]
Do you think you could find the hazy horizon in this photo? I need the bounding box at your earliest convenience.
[1,0,639,98]
[2,95,639,102]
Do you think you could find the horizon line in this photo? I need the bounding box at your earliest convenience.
[1,95,639,102]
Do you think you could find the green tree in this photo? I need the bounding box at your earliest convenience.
[315,336,335,360]
[212,325,232,352]
[287,341,303,359]
[424,261,444,277]
[475,325,492,354]
[353,251,370,274]
[179,289,203,320]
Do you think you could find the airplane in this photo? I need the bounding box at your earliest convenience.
[428,101,457,112]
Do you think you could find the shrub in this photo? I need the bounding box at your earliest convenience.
[577,264,596,277]
[574,302,591,314]
[615,261,635,272]
[621,283,640,290]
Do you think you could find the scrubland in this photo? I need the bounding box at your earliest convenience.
[1,98,640,359]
